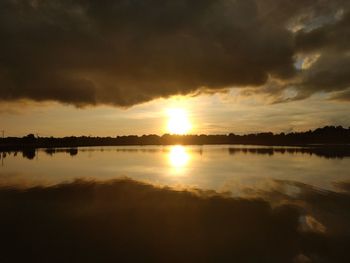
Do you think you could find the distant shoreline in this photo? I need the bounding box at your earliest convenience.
[1,142,350,151]
[1,126,350,151]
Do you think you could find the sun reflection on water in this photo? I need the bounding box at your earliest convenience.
[168,145,190,173]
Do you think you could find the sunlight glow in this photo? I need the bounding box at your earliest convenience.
[167,108,191,135]
[168,145,190,170]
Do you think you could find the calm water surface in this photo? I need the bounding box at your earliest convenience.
[1,145,349,194]
[1,145,350,262]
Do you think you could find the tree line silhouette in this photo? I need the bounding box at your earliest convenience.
[1,126,350,151]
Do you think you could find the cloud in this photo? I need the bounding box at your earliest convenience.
[0,0,349,106]
[292,53,350,99]
[330,88,350,101]
[295,10,350,53]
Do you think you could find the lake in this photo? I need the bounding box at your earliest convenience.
[1,145,350,262]
[1,145,349,195]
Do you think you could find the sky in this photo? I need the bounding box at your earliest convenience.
[0,0,350,137]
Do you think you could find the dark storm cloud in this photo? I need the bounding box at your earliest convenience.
[0,0,349,106]
[295,10,350,53]
[289,9,350,100]
[290,53,350,101]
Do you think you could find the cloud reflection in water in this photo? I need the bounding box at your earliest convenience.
[0,178,349,262]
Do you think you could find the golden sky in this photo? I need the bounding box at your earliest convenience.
[1,90,349,137]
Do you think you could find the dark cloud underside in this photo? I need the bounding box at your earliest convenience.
[0,0,349,106]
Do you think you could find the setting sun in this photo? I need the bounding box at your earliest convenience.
[166,108,191,135]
